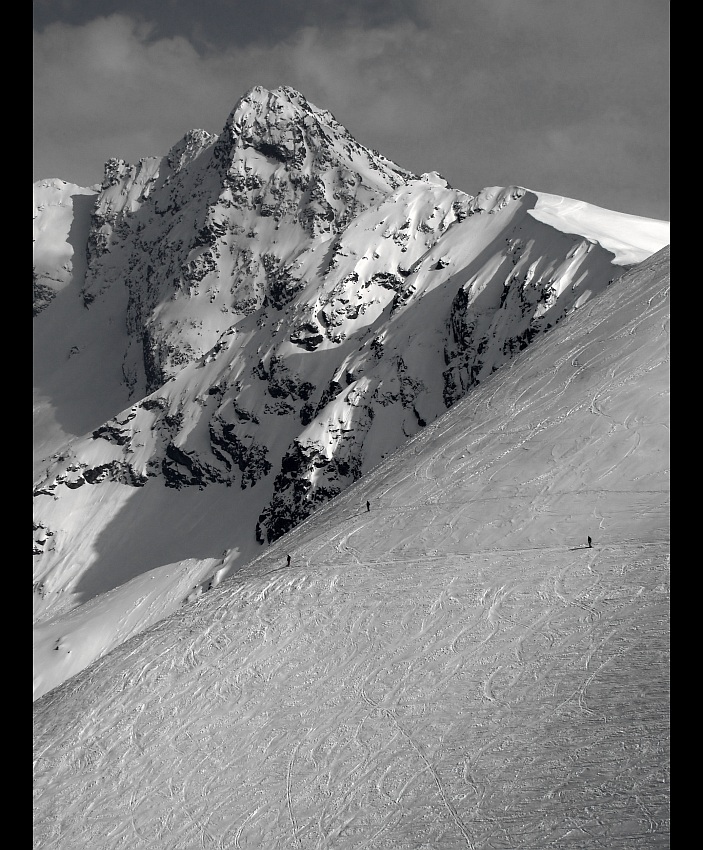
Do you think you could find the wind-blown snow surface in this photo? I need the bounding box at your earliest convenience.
[527,191,669,266]
[34,247,669,849]
[33,86,670,700]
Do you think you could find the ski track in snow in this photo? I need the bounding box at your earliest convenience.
[34,542,669,849]
[33,252,669,848]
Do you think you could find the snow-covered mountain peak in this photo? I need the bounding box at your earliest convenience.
[227,84,336,131]
[225,84,367,153]
[33,85,669,700]
[166,128,219,174]
[217,84,414,192]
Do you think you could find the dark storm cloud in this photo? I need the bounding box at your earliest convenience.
[33,0,428,48]
[33,0,669,220]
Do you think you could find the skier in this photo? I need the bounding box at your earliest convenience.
[587,536,593,548]
[366,500,371,512]
[286,554,291,567]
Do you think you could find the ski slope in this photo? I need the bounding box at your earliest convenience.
[33,247,669,848]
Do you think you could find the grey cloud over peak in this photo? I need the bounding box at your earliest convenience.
[33,2,669,220]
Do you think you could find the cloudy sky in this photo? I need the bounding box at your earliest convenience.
[33,0,669,220]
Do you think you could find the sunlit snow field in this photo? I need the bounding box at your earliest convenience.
[33,247,669,848]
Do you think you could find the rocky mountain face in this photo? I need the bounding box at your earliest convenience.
[33,86,668,690]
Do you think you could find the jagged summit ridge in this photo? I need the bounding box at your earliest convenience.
[221,85,413,180]
[33,85,670,697]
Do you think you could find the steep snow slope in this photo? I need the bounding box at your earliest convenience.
[33,176,136,470]
[33,179,98,303]
[33,246,669,848]
[33,179,125,465]
[33,86,670,698]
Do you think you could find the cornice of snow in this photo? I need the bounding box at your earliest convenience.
[528,190,670,266]
[467,185,670,266]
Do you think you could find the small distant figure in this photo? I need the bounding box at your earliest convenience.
[587,536,593,548]
[286,554,291,567]
[366,500,371,512]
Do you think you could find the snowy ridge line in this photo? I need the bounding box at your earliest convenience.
[185,539,670,584]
